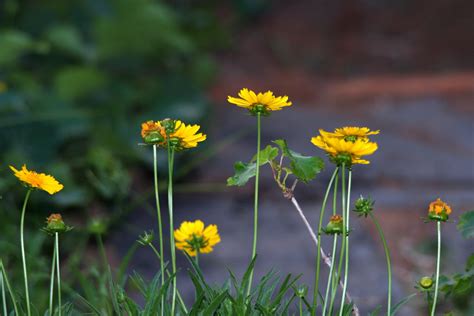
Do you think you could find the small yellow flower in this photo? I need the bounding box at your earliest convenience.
[227,88,292,115]
[174,220,221,257]
[10,165,64,195]
[169,120,207,149]
[428,198,452,221]
[320,127,379,142]
[311,132,378,165]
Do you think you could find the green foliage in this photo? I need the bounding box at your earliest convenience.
[227,140,324,187]
[457,211,474,239]
[273,139,324,183]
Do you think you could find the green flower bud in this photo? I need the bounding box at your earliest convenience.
[137,230,154,246]
[323,215,344,235]
[353,196,374,217]
[143,131,164,145]
[42,213,72,235]
[88,218,108,235]
[161,118,176,134]
[419,276,433,289]
[295,285,308,298]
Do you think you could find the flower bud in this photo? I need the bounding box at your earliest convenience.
[295,285,308,298]
[353,196,374,217]
[161,118,176,134]
[88,218,108,235]
[419,276,433,289]
[137,230,154,246]
[324,215,344,235]
[428,198,451,222]
[143,131,164,145]
[42,213,72,235]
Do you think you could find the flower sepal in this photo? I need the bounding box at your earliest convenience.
[427,198,452,222]
[322,215,344,235]
[329,153,352,168]
[353,196,374,217]
[249,104,271,117]
[137,230,154,246]
[143,131,165,145]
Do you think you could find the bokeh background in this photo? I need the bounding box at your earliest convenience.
[1,0,473,314]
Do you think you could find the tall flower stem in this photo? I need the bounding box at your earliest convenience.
[0,261,19,316]
[20,189,32,316]
[322,234,338,316]
[167,145,177,315]
[1,269,6,316]
[148,244,188,314]
[55,233,62,316]
[339,169,352,316]
[323,168,339,316]
[247,112,261,296]
[153,144,165,316]
[431,221,441,316]
[49,244,57,315]
[313,168,339,313]
[369,212,392,315]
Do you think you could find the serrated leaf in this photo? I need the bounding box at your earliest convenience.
[273,139,324,183]
[457,211,474,239]
[227,145,278,187]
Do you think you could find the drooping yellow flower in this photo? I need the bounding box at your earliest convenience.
[311,132,378,165]
[320,127,379,142]
[428,198,452,221]
[168,120,207,149]
[174,220,221,256]
[10,165,64,195]
[227,88,292,115]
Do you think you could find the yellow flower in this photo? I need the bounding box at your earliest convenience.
[169,120,207,149]
[227,88,292,115]
[10,165,64,195]
[174,220,221,257]
[428,198,452,220]
[141,120,166,145]
[311,132,378,165]
[320,127,380,142]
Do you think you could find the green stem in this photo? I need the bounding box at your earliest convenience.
[96,234,108,269]
[313,168,339,313]
[0,261,19,315]
[339,169,352,316]
[369,212,392,315]
[1,270,7,316]
[329,167,347,315]
[49,243,57,315]
[149,244,188,314]
[431,221,441,316]
[322,234,338,316]
[299,297,303,316]
[167,145,177,315]
[20,189,32,316]
[247,112,261,296]
[153,144,165,316]
[55,233,62,316]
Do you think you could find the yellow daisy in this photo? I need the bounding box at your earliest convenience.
[320,127,379,142]
[174,220,221,257]
[227,88,292,115]
[10,165,64,195]
[311,134,378,165]
[169,120,207,149]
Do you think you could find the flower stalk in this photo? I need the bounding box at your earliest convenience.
[247,112,262,296]
[431,221,441,316]
[49,244,56,315]
[313,167,339,311]
[339,168,352,316]
[167,144,177,315]
[20,189,32,316]
[0,261,19,316]
[55,233,62,316]
[153,144,165,316]
[1,270,6,316]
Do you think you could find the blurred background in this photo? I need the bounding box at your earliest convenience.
[0,0,473,314]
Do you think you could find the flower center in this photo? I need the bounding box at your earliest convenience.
[344,135,358,142]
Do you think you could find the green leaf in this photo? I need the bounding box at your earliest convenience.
[0,30,33,66]
[227,145,278,186]
[273,139,324,183]
[54,66,106,100]
[369,305,381,316]
[457,211,474,239]
[390,293,417,315]
[202,291,229,315]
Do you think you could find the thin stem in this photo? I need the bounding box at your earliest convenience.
[299,297,303,316]
[167,145,177,315]
[339,169,352,316]
[55,233,62,316]
[195,252,199,267]
[20,189,32,316]
[49,243,57,315]
[1,270,7,316]
[153,144,165,316]
[431,221,441,316]
[322,235,338,316]
[313,168,339,312]
[247,112,261,296]
[0,261,19,315]
[149,244,188,314]
[96,234,108,269]
[369,212,392,315]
